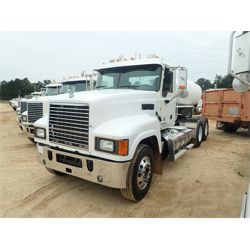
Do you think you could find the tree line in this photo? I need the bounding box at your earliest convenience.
[0,78,51,100]
[0,73,234,100]
[196,73,234,92]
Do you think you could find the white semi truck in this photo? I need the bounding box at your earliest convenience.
[22,76,95,141]
[17,82,62,131]
[34,56,209,201]
[10,91,44,111]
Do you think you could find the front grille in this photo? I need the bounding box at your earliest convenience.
[49,103,89,150]
[28,102,43,123]
[20,101,27,114]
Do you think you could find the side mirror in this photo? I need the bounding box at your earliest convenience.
[178,67,188,89]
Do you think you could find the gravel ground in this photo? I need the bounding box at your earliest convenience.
[0,102,249,217]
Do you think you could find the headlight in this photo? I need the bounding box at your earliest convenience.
[95,138,129,156]
[22,115,27,122]
[99,139,115,152]
[35,128,46,139]
[16,110,20,115]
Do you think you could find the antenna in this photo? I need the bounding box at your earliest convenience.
[81,70,85,77]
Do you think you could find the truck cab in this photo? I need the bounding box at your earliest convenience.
[22,76,95,141]
[20,82,62,136]
[34,57,208,201]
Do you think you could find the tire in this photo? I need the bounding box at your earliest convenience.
[28,137,36,143]
[201,117,209,141]
[191,120,203,148]
[181,108,192,118]
[224,123,238,133]
[120,144,154,202]
[45,167,65,176]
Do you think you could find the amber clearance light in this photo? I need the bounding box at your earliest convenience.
[117,139,129,156]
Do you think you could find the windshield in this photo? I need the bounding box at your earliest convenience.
[44,86,61,96]
[96,64,162,91]
[60,81,87,94]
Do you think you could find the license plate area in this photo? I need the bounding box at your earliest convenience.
[56,153,82,168]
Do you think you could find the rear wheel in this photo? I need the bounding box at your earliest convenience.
[224,123,238,133]
[192,120,203,148]
[120,144,154,201]
[201,117,209,141]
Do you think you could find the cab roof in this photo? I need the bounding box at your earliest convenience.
[45,83,62,88]
[96,57,173,71]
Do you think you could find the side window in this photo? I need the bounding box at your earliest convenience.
[162,70,173,97]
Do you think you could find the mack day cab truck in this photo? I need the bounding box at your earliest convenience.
[21,75,95,141]
[34,56,209,201]
[202,31,250,135]
[16,82,62,130]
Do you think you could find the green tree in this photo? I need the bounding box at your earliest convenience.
[196,78,213,91]
[214,74,234,89]
[0,78,35,100]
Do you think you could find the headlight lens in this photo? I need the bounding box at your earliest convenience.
[35,128,46,139]
[22,115,27,122]
[95,138,129,156]
[99,139,115,152]
[16,110,20,115]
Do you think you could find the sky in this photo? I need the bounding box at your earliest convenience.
[0,32,230,83]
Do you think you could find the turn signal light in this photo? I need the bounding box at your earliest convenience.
[118,140,129,156]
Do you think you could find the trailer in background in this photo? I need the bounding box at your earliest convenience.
[202,31,250,136]
[202,88,250,135]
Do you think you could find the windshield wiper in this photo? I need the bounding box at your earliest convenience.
[96,85,108,89]
[118,85,139,89]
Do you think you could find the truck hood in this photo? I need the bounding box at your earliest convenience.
[50,89,157,103]
[27,92,75,102]
[50,89,159,127]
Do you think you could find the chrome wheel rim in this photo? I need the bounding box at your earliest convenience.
[137,156,152,190]
[198,126,203,142]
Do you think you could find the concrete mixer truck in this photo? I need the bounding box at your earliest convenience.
[33,55,208,201]
[202,31,250,135]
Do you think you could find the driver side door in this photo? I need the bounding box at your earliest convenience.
[159,68,177,129]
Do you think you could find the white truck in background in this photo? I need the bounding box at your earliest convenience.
[10,91,44,111]
[21,75,96,141]
[34,56,209,201]
[17,82,62,131]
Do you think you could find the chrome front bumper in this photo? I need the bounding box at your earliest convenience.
[16,116,23,130]
[23,125,35,139]
[37,144,131,189]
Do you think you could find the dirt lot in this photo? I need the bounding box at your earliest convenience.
[0,102,249,218]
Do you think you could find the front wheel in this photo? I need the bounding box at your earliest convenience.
[45,167,65,176]
[120,144,154,202]
[28,137,35,143]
